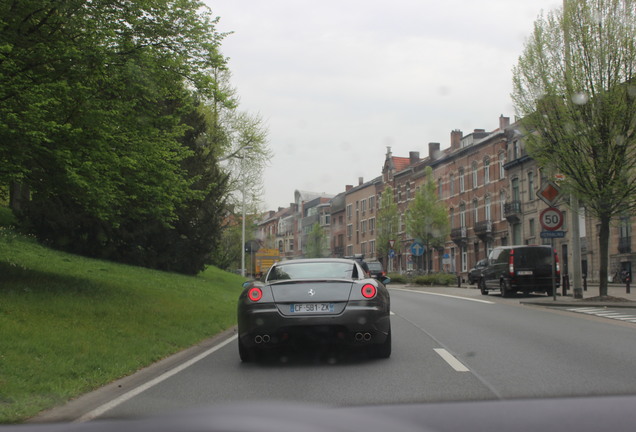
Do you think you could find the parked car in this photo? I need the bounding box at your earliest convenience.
[365,260,386,279]
[467,259,488,284]
[478,245,560,297]
[237,258,392,361]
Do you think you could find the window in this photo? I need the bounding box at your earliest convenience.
[473,199,479,224]
[347,224,352,239]
[527,171,535,201]
[361,199,367,214]
[499,191,505,220]
[369,217,375,233]
[485,195,491,221]
[406,183,411,201]
[499,152,505,179]
[484,157,490,184]
[450,174,455,196]
[460,203,466,228]
[438,178,443,199]
[472,161,478,188]
[461,245,468,272]
[361,220,367,234]
[346,204,352,220]
[369,195,375,212]
[619,216,631,238]
[459,168,465,192]
[511,177,520,201]
[369,240,376,254]
[449,208,454,229]
[529,218,535,237]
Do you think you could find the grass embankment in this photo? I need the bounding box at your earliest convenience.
[0,207,244,423]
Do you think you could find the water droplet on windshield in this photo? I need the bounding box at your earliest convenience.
[572,92,589,105]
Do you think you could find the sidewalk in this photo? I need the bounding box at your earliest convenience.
[519,281,636,308]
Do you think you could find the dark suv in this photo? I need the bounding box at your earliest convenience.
[478,245,560,297]
[365,260,386,279]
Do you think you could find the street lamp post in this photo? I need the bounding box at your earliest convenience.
[240,146,252,277]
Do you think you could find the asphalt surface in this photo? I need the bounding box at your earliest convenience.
[29,281,636,423]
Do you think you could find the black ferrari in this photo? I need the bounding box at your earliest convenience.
[237,258,391,361]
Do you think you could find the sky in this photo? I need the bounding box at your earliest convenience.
[203,0,563,211]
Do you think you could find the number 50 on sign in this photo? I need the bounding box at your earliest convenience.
[540,207,563,231]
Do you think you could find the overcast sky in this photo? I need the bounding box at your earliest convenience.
[204,0,562,210]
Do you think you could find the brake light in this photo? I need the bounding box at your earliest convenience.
[508,250,515,276]
[554,251,560,276]
[248,287,263,302]
[361,284,377,299]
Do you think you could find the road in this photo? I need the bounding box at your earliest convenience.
[76,287,636,421]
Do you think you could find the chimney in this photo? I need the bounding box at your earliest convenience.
[499,114,510,130]
[450,130,462,150]
[346,185,353,191]
[409,151,420,165]
[358,177,364,186]
[429,142,441,159]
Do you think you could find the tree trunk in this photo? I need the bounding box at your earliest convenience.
[598,215,610,297]
[9,181,30,215]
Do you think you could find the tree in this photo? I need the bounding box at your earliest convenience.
[0,0,242,273]
[305,222,326,258]
[376,187,399,268]
[512,0,636,297]
[406,166,450,273]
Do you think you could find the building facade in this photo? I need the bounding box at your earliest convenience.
[254,114,632,284]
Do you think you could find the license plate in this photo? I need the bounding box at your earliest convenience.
[518,270,533,275]
[290,303,334,313]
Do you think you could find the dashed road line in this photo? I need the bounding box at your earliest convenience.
[434,348,470,372]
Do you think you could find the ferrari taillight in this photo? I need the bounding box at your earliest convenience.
[248,287,263,302]
[361,284,377,299]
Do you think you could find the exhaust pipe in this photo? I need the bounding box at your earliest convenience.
[254,334,270,344]
[355,332,372,342]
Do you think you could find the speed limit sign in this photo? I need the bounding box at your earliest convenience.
[540,207,563,231]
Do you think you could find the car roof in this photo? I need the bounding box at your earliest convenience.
[274,258,357,265]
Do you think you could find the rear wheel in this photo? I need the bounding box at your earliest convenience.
[238,338,254,362]
[479,278,488,295]
[372,331,391,359]
[500,280,511,298]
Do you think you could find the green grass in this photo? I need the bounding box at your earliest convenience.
[0,207,244,423]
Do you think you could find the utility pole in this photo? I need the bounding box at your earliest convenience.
[563,0,583,298]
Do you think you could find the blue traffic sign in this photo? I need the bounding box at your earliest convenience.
[388,249,396,258]
[410,242,425,256]
[540,230,565,238]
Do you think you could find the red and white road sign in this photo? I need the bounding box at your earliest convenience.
[540,207,564,231]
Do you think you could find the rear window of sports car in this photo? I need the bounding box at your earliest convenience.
[267,262,355,281]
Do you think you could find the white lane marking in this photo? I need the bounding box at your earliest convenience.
[393,288,495,304]
[76,335,237,423]
[434,348,470,372]
[390,311,395,315]
[565,307,636,324]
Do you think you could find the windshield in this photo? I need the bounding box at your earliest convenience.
[267,262,355,281]
[3,0,636,427]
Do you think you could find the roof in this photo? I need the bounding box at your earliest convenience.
[392,157,411,172]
